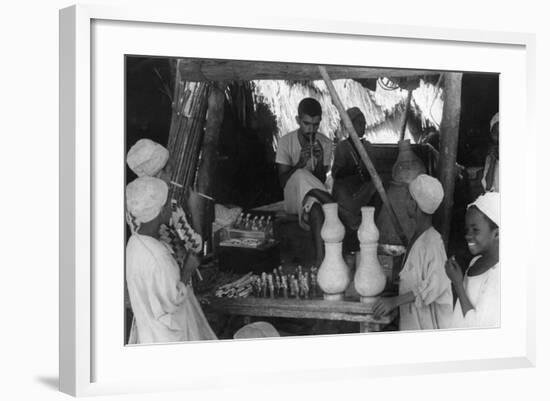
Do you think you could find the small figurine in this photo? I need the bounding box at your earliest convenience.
[275,275,281,297]
[310,269,317,298]
[289,275,296,297]
[292,277,300,299]
[281,276,288,298]
[267,274,274,298]
[261,272,267,298]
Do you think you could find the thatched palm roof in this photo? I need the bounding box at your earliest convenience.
[252,78,442,144]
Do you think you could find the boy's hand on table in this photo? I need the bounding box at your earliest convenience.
[372,297,397,318]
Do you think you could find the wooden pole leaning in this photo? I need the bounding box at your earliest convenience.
[399,90,413,141]
[318,66,409,247]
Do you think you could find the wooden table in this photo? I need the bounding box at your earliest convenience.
[207,297,396,333]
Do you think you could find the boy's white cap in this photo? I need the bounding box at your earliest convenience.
[233,321,280,339]
[408,174,444,215]
[468,192,500,227]
[126,176,168,224]
[127,138,169,177]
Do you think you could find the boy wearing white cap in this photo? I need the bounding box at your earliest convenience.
[373,174,453,331]
[125,176,216,344]
[445,192,500,328]
[126,138,203,282]
[126,138,172,181]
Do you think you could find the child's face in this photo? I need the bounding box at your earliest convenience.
[465,207,498,256]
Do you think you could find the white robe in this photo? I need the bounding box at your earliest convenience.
[126,234,217,344]
[451,257,500,328]
[398,227,453,331]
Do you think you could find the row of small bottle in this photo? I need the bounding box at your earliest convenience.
[253,266,320,299]
[234,213,273,233]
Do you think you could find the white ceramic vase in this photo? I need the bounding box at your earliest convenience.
[317,242,351,300]
[320,203,345,243]
[354,207,386,304]
[317,203,349,300]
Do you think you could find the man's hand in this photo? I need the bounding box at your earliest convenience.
[445,257,464,286]
[372,297,398,318]
[313,141,324,165]
[181,253,201,285]
[297,145,311,169]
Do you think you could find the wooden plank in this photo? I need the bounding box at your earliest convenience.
[208,297,393,324]
[211,297,375,312]
[178,59,438,82]
[214,306,389,323]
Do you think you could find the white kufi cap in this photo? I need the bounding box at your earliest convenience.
[126,176,168,224]
[233,321,280,340]
[468,192,500,227]
[127,139,169,177]
[409,174,444,215]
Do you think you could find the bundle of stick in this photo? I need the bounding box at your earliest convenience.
[214,272,256,299]
[166,64,211,213]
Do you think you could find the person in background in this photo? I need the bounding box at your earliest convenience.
[125,176,217,344]
[445,192,500,328]
[275,97,335,267]
[481,112,499,192]
[332,107,377,231]
[372,174,453,330]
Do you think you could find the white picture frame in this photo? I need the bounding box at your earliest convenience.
[59,3,536,397]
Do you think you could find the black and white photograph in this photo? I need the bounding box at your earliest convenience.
[4,0,546,399]
[124,56,500,344]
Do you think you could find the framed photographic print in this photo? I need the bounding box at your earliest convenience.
[60,3,535,397]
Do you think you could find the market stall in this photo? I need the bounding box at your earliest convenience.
[124,55,499,342]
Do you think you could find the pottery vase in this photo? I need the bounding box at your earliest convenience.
[317,242,351,301]
[320,203,345,243]
[317,203,349,300]
[354,207,386,304]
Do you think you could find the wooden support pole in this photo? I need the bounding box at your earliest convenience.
[196,85,225,196]
[437,73,463,246]
[399,90,413,141]
[192,85,225,241]
[319,66,409,247]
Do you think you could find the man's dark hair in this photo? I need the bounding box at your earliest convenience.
[298,97,322,118]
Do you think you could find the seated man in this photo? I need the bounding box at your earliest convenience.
[332,107,377,231]
[275,97,335,267]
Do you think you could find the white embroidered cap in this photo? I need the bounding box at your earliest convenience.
[468,192,500,227]
[126,138,169,177]
[126,176,168,224]
[409,174,444,215]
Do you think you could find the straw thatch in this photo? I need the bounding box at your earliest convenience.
[251,78,442,145]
